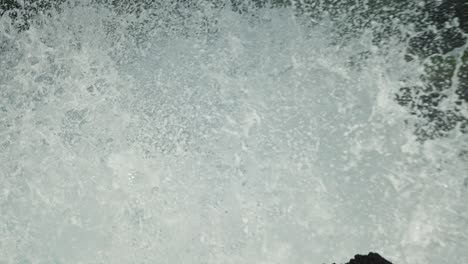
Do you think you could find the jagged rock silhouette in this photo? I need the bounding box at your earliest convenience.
[330,252,392,264]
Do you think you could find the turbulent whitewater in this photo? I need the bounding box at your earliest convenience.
[0,1,467,263]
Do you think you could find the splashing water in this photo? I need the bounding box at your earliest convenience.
[1,1,467,263]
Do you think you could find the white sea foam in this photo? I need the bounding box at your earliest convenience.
[0,1,467,263]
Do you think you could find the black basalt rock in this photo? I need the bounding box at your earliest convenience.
[346,252,393,264]
[329,252,393,264]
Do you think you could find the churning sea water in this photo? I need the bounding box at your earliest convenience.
[0,1,467,263]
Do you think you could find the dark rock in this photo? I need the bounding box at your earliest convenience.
[328,252,393,264]
[346,252,393,264]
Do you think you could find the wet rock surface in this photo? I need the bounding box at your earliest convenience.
[346,253,392,264]
[330,252,393,264]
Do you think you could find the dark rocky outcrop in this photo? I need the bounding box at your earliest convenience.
[345,252,393,264]
[328,252,393,264]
